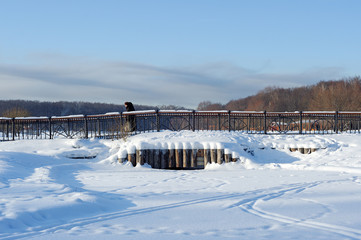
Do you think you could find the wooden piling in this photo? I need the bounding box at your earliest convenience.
[136,150,145,165]
[217,149,224,164]
[211,149,217,163]
[148,149,154,167]
[154,149,160,169]
[169,148,176,169]
[175,148,183,168]
[128,153,136,167]
[183,149,191,168]
[311,148,317,153]
[191,149,197,168]
[123,144,319,169]
[161,149,169,169]
[118,156,127,163]
[204,149,211,166]
[196,149,204,169]
[225,153,232,163]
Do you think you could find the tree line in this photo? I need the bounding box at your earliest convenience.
[197,76,361,112]
[2,76,361,117]
[0,100,186,118]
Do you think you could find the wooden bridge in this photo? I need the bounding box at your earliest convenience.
[1,110,361,141]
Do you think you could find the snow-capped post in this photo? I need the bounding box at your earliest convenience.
[156,109,160,132]
[48,117,52,139]
[154,149,160,169]
[192,110,196,131]
[11,118,15,141]
[264,111,267,134]
[136,149,145,165]
[128,152,136,167]
[217,149,224,164]
[169,148,176,168]
[191,149,197,168]
[299,111,303,134]
[175,148,183,168]
[183,149,191,168]
[228,110,231,132]
[84,115,88,139]
[204,149,210,166]
[225,153,232,163]
[211,149,217,163]
[161,149,169,169]
[335,111,339,133]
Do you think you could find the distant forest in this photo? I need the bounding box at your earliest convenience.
[0,100,186,118]
[2,76,361,117]
[197,76,361,112]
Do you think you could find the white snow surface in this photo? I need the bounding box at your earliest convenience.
[1,130,361,240]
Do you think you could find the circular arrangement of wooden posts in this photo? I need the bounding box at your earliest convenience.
[118,148,239,169]
[289,147,318,154]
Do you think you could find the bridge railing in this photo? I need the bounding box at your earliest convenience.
[1,110,361,141]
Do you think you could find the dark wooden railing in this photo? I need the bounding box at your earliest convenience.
[1,110,361,141]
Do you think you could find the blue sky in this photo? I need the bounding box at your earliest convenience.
[1,0,360,109]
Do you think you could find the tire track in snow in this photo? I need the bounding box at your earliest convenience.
[235,181,361,239]
[0,183,310,240]
[0,180,357,240]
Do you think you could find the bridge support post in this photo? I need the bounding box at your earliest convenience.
[264,111,267,134]
[156,110,160,132]
[299,111,303,134]
[335,111,339,133]
[84,115,88,139]
[192,110,196,131]
[48,117,52,139]
[228,110,231,132]
[12,118,15,141]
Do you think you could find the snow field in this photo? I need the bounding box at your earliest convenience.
[0,131,361,239]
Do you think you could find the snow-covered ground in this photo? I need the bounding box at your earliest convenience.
[1,130,361,240]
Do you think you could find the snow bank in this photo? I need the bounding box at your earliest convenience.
[1,131,361,240]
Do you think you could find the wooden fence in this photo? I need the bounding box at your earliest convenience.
[1,110,361,141]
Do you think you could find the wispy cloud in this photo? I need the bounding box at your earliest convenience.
[0,56,345,108]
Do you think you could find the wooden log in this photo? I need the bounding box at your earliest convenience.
[175,148,183,168]
[154,149,160,169]
[169,148,176,169]
[231,157,238,162]
[142,149,148,165]
[225,153,232,163]
[191,149,197,168]
[217,149,224,164]
[183,149,191,168]
[210,149,217,163]
[204,149,210,166]
[136,149,145,165]
[146,149,154,168]
[128,153,136,167]
[118,157,127,163]
[161,149,169,169]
